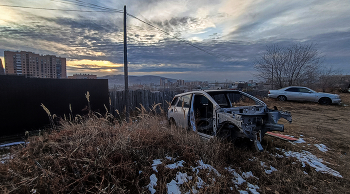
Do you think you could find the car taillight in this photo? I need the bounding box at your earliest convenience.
[268,91,270,94]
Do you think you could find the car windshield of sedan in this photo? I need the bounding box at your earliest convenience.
[207,91,258,108]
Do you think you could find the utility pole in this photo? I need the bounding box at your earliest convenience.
[124,5,129,121]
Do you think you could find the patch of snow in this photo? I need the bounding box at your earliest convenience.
[226,167,260,193]
[303,171,308,175]
[167,180,180,194]
[152,159,162,172]
[0,141,26,148]
[260,161,277,174]
[188,188,198,194]
[177,172,192,184]
[282,150,342,178]
[242,171,258,179]
[148,174,157,194]
[247,183,260,194]
[260,161,265,167]
[167,172,192,194]
[265,166,277,174]
[195,160,221,177]
[271,152,284,158]
[166,160,185,169]
[314,144,329,152]
[166,156,174,161]
[239,191,249,194]
[139,170,142,174]
[195,176,205,189]
[226,167,245,185]
[300,134,304,137]
[293,138,306,144]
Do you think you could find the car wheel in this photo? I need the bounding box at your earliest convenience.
[319,97,331,105]
[277,95,287,101]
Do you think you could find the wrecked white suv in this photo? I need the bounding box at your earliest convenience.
[167,90,292,151]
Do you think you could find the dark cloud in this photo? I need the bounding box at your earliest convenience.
[1,0,350,81]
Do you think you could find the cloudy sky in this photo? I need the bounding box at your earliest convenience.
[0,0,349,81]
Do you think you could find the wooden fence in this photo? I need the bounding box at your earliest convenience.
[109,90,178,115]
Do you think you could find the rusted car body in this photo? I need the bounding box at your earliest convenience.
[167,90,292,151]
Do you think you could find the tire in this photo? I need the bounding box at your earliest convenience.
[319,97,331,105]
[277,95,287,101]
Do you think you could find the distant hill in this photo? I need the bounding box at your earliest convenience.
[98,75,177,87]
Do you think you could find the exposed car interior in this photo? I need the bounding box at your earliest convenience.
[192,94,213,134]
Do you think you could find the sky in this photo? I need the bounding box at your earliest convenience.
[0,0,349,82]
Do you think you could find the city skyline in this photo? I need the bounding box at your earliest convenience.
[0,0,349,82]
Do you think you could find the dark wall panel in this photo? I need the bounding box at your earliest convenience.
[0,75,109,136]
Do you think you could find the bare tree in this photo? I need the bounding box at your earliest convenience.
[318,66,343,92]
[254,45,287,89]
[254,43,323,89]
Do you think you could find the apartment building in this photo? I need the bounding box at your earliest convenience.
[0,58,5,75]
[4,51,67,79]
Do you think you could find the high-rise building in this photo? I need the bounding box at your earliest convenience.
[0,58,5,75]
[4,51,67,79]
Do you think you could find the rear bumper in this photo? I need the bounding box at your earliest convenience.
[268,94,277,98]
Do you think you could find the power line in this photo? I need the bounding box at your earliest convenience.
[0,4,122,13]
[3,2,234,62]
[51,0,109,11]
[53,0,123,12]
[53,1,233,61]
[127,13,234,62]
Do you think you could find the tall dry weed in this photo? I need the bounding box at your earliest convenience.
[1,96,350,193]
[0,107,237,193]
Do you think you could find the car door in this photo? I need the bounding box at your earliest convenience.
[284,87,302,101]
[191,94,215,134]
[299,88,317,102]
[173,94,192,128]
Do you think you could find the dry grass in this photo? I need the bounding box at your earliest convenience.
[263,94,350,181]
[0,112,235,193]
[1,95,350,193]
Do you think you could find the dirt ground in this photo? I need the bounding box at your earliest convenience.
[264,93,350,180]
